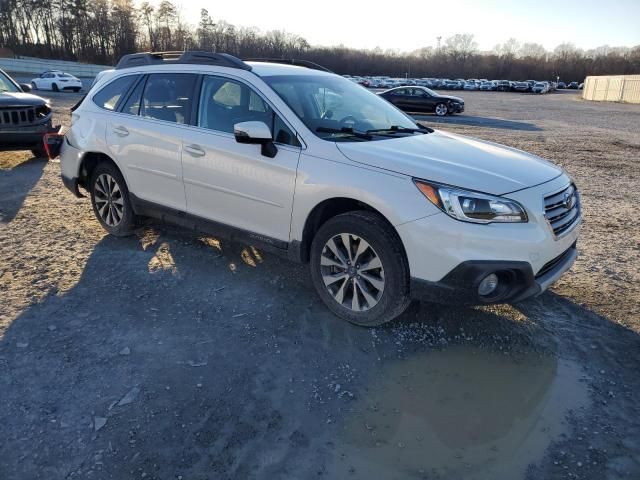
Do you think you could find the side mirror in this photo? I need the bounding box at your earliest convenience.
[233,121,277,158]
[19,83,32,93]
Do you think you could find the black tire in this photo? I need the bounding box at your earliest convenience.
[52,83,59,92]
[89,161,137,236]
[73,88,81,93]
[30,82,37,90]
[434,103,448,116]
[31,146,47,158]
[309,210,411,327]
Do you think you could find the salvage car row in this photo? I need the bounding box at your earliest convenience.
[347,75,583,94]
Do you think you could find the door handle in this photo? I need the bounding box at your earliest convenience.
[113,125,129,137]
[184,144,205,157]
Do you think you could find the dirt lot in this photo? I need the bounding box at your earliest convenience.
[1,89,639,480]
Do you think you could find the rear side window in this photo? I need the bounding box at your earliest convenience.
[120,77,147,116]
[92,75,138,111]
[140,74,197,124]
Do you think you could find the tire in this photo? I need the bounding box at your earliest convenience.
[31,82,37,90]
[434,103,448,116]
[52,83,59,92]
[73,88,81,93]
[31,146,47,158]
[309,210,411,327]
[89,161,137,236]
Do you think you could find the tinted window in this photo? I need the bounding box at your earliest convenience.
[198,76,299,147]
[141,74,197,124]
[120,76,146,116]
[92,75,138,111]
[391,89,407,96]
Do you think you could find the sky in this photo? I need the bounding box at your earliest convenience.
[150,0,640,52]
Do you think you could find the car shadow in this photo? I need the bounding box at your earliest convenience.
[1,224,639,478]
[0,156,47,223]
[413,114,543,131]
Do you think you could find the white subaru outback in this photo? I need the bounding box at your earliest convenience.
[60,51,581,326]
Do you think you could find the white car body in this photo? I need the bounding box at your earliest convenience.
[533,82,550,94]
[31,71,83,92]
[60,54,580,324]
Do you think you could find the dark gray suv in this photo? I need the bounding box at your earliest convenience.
[0,68,56,157]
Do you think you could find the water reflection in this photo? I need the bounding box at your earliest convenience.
[331,346,588,479]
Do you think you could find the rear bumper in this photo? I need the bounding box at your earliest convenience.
[61,172,83,198]
[410,243,577,305]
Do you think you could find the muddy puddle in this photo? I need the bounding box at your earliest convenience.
[329,346,588,479]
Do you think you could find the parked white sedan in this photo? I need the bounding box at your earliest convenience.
[31,71,82,92]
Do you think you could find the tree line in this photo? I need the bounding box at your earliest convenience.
[1,0,639,81]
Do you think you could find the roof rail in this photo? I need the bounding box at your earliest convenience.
[244,58,333,73]
[115,51,252,71]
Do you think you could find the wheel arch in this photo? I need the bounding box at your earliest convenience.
[77,151,123,190]
[293,197,407,265]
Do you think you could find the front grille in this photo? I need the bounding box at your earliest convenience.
[544,183,580,237]
[0,107,37,126]
[536,243,576,278]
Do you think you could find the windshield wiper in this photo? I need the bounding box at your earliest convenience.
[316,126,372,140]
[366,125,434,135]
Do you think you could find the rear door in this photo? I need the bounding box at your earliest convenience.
[104,73,198,211]
[180,74,301,242]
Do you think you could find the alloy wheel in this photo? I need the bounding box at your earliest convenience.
[435,104,448,116]
[94,173,124,227]
[320,233,385,312]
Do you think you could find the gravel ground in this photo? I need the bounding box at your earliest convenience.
[0,89,639,480]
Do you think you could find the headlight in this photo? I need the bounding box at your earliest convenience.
[414,180,528,224]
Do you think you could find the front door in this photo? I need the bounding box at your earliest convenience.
[181,75,301,243]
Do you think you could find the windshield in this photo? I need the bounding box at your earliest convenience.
[262,74,421,141]
[0,71,20,93]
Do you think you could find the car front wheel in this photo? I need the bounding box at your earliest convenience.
[89,162,136,236]
[310,211,411,327]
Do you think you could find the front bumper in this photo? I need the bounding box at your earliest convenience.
[397,174,581,305]
[410,242,577,304]
[449,103,464,113]
[0,122,58,150]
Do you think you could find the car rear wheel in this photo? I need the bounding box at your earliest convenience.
[30,82,37,90]
[52,83,59,92]
[435,103,448,116]
[31,146,47,158]
[89,162,136,236]
[310,211,411,327]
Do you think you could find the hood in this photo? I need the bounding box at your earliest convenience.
[435,94,464,103]
[0,91,48,107]
[336,130,562,195]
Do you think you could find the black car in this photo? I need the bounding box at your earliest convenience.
[567,82,580,89]
[0,68,57,157]
[378,86,464,116]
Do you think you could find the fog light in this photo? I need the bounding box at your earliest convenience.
[478,273,499,296]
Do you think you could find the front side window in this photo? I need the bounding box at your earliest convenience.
[92,75,138,111]
[198,76,299,147]
[141,74,197,124]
